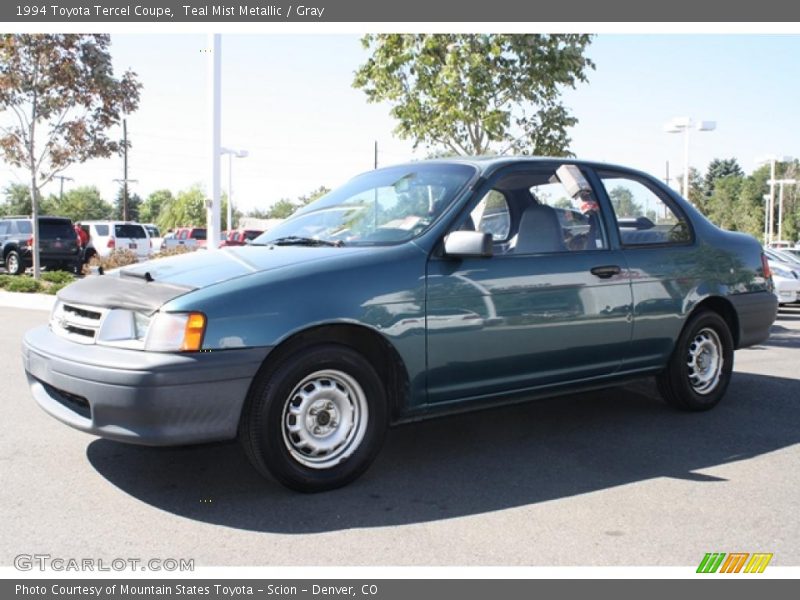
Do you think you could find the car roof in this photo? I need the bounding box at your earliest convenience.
[388,156,657,180]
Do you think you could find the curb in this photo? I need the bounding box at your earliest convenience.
[0,290,56,312]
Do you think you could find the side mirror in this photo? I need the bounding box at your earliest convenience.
[443,230,493,258]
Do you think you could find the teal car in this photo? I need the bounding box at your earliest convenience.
[22,158,777,492]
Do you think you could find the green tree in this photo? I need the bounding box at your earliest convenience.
[353,34,594,156]
[245,207,271,220]
[706,176,743,231]
[675,167,706,211]
[736,171,768,240]
[113,188,141,221]
[54,186,113,222]
[156,186,232,231]
[1,183,31,215]
[266,198,297,219]
[608,186,642,218]
[0,34,141,277]
[704,158,743,199]
[139,189,173,224]
[297,186,331,206]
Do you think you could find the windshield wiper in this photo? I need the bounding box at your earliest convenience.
[267,236,344,247]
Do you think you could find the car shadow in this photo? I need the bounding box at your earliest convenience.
[87,367,800,534]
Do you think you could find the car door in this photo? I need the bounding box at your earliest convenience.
[593,168,699,371]
[425,164,634,404]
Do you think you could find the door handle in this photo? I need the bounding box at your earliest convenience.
[590,265,622,279]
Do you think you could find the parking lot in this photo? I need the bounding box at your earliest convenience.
[1,302,799,567]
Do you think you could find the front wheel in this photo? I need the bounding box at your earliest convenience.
[240,344,388,492]
[657,310,734,411]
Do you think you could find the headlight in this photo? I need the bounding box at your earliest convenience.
[95,310,206,352]
[144,312,206,352]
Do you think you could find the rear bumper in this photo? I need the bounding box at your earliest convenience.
[729,291,778,348]
[17,247,80,268]
[22,325,270,446]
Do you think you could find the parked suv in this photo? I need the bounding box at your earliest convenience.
[0,216,79,275]
[80,221,151,263]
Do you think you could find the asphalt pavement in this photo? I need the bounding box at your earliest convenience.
[1,304,799,566]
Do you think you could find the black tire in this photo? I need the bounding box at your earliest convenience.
[240,344,388,492]
[657,310,734,411]
[4,250,23,275]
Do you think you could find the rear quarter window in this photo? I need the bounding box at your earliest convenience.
[17,220,32,234]
[94,224,109,236]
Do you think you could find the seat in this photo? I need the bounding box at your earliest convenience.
[512,204,566,254]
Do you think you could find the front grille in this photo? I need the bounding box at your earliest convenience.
[51,302,108,344]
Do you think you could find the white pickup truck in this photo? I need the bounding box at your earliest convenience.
[160,227,206,252]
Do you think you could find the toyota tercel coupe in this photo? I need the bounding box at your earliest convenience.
[23,158,777,492]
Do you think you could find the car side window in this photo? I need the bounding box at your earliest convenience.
[94,224,109,236]
[598,171,692,245]
[17,220,32,234]
[0,222,8,235]
[470,190,511,241]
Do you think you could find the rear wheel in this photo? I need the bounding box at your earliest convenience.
[4,250,23,275]
[657,310,734,411]
[240,344,388,492]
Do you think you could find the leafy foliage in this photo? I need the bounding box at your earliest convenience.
[113,188,142,221]
[0,35,141,187]
[353,34,594,156]
[608,186,642,218]
[54,186,113,222]
[139,189,173,224]
[703,158,743,198]
[0,183,51,216]
[0,34,141,278]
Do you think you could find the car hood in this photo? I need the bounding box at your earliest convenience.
[58,245,367,313]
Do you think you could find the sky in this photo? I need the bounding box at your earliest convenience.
[1,33,799,214]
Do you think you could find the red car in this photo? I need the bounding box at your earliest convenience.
[219,229,264,247]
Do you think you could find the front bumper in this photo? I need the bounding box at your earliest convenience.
[22,325,270,446]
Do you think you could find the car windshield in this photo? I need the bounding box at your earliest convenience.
[253,163,476,246]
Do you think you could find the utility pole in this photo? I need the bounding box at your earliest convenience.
[54,175,73,203]
[122,119,128,220]
[374,140,378,170]
[113,119,137,220]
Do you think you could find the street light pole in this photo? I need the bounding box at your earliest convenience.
[664,117,716,202]
[207,33,222,251]
[769,178,798,243]
[757,155,793,246]
[220,147,248,239]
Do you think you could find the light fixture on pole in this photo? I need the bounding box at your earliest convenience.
[756,154,793,246]
[664,117,716,201]
[220,147,248,237]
